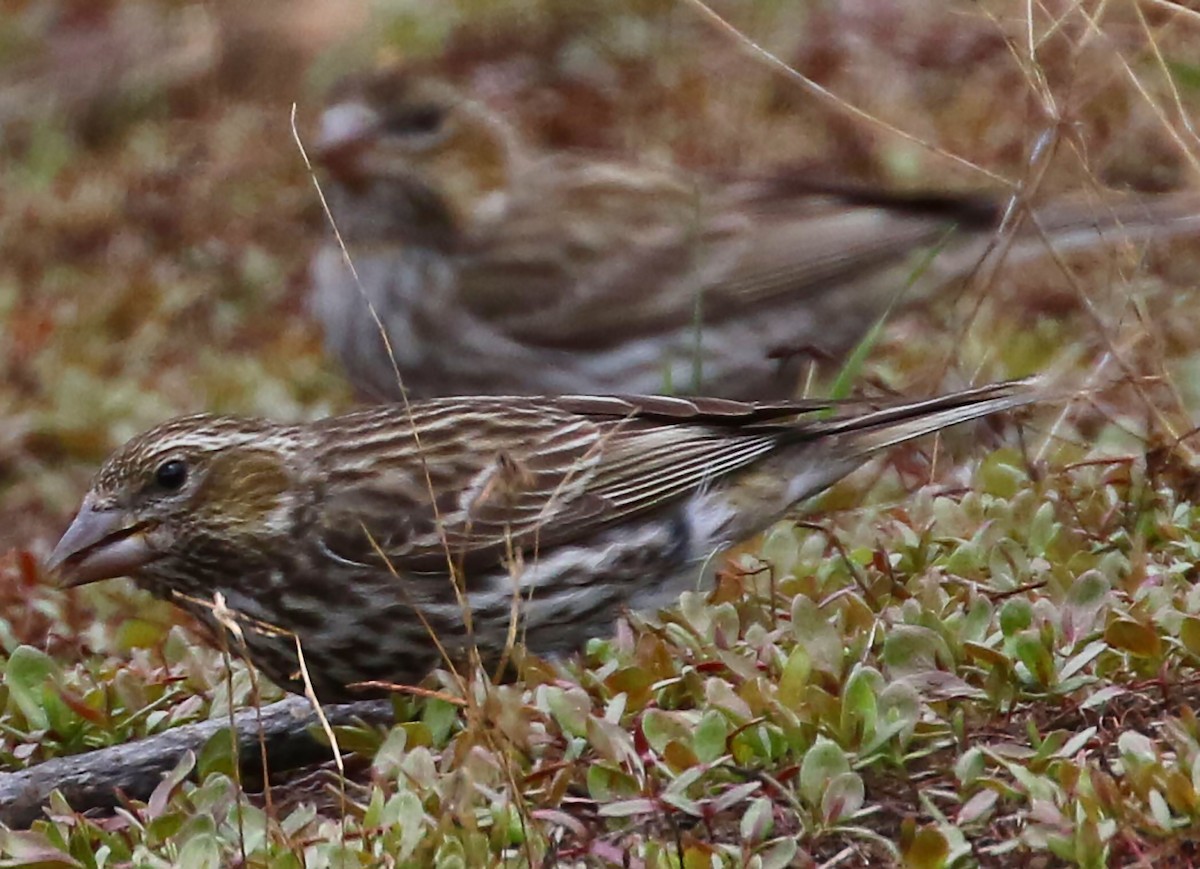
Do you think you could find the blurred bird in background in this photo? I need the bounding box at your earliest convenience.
[48,379,1038,700]
[309,70,1200,401]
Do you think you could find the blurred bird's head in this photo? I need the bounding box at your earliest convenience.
[47,416,304,589]
[314,70,519,229]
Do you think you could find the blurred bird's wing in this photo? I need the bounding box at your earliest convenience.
[691,183,1200,320]
[312,381,1037,573]
[454,168,1003,351]
[456,165,1200,352]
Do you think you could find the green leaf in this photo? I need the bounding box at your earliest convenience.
[977,448,1027,499]
[866,680,921,752]
[545,686,590,738]
[999,599,1033,637]
[821,771,865,823]
[363,787,386,829]
[196,727,237,780]
[598,798,658,818]
[731,723,787,765]
[962,596,994,643]
[0,830,81,869]
[147,751,196,819]
[1062,571,1111,644]
[371,725,409,778]
[642,708,690,754]
[957,788,998,825]
[421,696,459,745]
[791,596,842,678]
[757,838,799,869]
[711,601,741,645]
[586,762,639,802]
[401,746,438,789]
[962,642,1013,676]
[392,791,429,860]
[955,748,985,786]
[662,766,704,816]
[1012,630,1055,688]
[1149,789,1173,829]
[1027,501,1059,555]
[4,646,62,731]
[174,833,221,869]
[587,715,638,767]
[799,736,849,807]
[882,625,946,677]
[329,721,386,756]
[1059,640,1106,683]
[1080,685,1126,710]
[988,538,1029,589]
[1117,730,1156,765]
[840,664,882,743]
[434,836,467,869]
[693,709,728,763]
[760,525,801,580]
[777,645,811,709]
[705,678,752,722]
[740,796,775,842]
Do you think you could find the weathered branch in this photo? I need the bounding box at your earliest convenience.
[0,697,394,828]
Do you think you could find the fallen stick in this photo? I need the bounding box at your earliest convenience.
[0,697,394,828]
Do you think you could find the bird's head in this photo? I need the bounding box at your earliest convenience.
[314,70,518,234]
[47,416,305,588]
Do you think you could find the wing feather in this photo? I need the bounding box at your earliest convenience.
[456,170,990,351]
[312,397,796,571]
[310,382,1037,574]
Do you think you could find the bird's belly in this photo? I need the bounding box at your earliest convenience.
[416,510,710,659]
[154,504,728,699]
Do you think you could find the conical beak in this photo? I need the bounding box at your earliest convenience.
[46,495,158,587]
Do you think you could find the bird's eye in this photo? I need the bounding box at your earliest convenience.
[386,105,446,137]
[154,460,188,491]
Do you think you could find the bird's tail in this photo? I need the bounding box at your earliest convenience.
[933,190,1200,284]
[811,376,1043,457]
[1012,191,1200,258]
[713,377,1046,547]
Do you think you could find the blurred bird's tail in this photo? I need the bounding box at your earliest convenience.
[923,189,1200,290]
[1009,191,1200,260]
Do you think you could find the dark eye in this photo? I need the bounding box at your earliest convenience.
[386,105,445,136]
[154,460,188,491]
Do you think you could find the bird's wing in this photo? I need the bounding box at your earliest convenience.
[311,381,1036,573]
[311,395,815,573]
[454,167,1001,350]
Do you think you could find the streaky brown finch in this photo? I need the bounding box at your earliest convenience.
[49,380,1038,701]
[310,71,1200,401]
